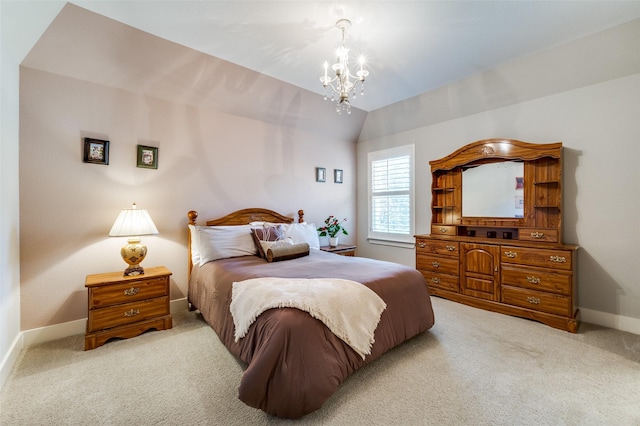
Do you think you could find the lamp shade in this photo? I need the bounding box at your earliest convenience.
[108,203,159,237]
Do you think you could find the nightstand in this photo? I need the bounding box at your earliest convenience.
[320,244,357,256]
[85,266,172,350]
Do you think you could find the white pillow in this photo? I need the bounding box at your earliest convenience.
[283,222,320,250]
[196,225,256,266]
[188,224,201,266]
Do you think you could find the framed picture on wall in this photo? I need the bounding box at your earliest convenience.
[334,169,343,184]
[83,138,109,165]
[137,145,158,169]
[316,167,326,182]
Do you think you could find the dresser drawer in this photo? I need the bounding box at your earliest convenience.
[416,238,459,257]
[419,271,459,292]
[416,254,459,275]
[519,228,559,243]
[88,277,168,309]
[501,265,572,295]
[501,246,573,271]
[501,285,571,317]
[87,296,169,332]
[431,225,457,236]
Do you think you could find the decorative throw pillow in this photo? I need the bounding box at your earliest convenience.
[251,224,285,259]
[260,238,293,255]
[196,225,256,266]
[266,242,310,262]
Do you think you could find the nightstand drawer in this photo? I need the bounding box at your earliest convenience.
[88,277,168,309]
[87,296,169,332]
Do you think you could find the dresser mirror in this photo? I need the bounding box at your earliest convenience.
[462,160,524,218]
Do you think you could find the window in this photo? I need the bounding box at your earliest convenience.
[367,144,414,245]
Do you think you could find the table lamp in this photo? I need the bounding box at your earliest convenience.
[109,203,159,276]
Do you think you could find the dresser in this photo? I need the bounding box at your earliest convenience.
[416,236,578,332]
[417,139,579,332]
[85,266,172,350]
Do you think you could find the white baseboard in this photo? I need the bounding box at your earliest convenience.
[0,332,23,392]
[22,298,189,346]
[580,307,640,335]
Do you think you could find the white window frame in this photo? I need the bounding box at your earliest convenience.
[367,144,415,247]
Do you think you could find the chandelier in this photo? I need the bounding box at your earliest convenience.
[319,19,369,115]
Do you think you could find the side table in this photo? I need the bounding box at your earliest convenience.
[85,265,172,350]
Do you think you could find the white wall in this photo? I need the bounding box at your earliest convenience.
[357,19,640,333]
[0,0,65,390]
[357,73,640,331]
[19,67,358,330]
[0,4,363,389]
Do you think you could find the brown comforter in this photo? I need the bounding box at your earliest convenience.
[189,249,435,418]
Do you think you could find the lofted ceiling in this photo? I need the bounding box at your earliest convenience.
[53,1,640,112]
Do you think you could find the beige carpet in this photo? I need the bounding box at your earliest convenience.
[1,297,639,425]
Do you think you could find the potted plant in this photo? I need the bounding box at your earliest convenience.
[317,216,348,247]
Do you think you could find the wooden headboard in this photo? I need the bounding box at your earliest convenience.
[187,208,305,277]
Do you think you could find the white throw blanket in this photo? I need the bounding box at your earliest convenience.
[230,277,387,359]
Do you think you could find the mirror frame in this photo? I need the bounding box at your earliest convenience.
[430,138,563,239]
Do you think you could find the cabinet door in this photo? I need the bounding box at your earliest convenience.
[461,243,500,301]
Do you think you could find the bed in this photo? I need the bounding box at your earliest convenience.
[187,208,435,419]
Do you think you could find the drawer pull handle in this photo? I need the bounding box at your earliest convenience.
[504,251,518,258]
[432,261,440,268]
[418,242,426,248]
[439,227,448,233]
[124,309,140,317]
[431,277,440,284]
[124,287,140,296]
[446,245,455,251]
[526,276,541,284]
[530,232,545,239]
[549,255,566,263]
[526,296,541,305]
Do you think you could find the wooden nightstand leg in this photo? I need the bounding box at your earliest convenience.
[84,335,97,351]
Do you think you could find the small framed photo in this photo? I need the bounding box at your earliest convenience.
[137,145,158,169]
[83,138,109,165]
[334,169,343,184]
[316,167,326,182]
